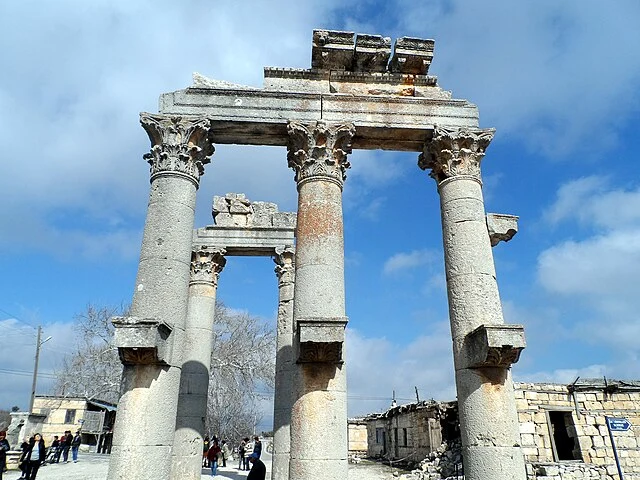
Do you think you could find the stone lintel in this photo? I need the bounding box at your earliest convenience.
[466,324,526,369]
[193,226,295,257]
[112,316,172,366]
[486,213,519,247]
[297,318,347,364]
[159,88,478,152]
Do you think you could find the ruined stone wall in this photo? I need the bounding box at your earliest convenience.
[366,403,445,465]
[515,381,640,480]
[348,421,368,455]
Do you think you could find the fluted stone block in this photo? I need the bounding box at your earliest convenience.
[112,316,172,365]
[464,324,526,369]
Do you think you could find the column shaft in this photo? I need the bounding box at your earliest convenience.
[108,114,213,480]
[171,248,225,479]
[286,121,354,480]
[272,247,295,480]
[421,126,527,480]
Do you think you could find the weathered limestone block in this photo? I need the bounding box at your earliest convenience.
[297,318,347,363]
[390,37,435,75]
[487,213,519,246]
[312,30,355,70]
[354,34,391,72]
[462,324,526,368]
[112,316,172,365]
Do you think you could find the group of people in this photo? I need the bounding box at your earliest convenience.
[203,435,265,479]
[0,429,82,480]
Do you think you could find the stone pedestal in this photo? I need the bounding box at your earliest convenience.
[171,247,225,480]
[420,126,527,480]
[286,121,354,480]
[272,246,295,480]
[108,114,213,480]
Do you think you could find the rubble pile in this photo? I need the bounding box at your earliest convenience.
[410,438,464,480]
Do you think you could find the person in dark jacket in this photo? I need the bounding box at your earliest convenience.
[17,437,30,480]
[24,433,46,480]
[71,430,81,463]
[252,436,262,459]
[0,430,10,480]
[206,439,221,477]
[247,452,266,480]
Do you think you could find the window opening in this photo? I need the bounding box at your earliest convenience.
[548,410,582,461]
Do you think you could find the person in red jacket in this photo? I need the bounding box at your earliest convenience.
[206,439,221,477]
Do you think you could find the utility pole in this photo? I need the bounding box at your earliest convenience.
[29,326,52,413]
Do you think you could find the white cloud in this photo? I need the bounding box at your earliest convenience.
[383,249,436,275]
[515,364,608,385]
[346,324,456,416]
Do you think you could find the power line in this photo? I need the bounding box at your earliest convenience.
[0,307,38,330]
[0,368,57,379]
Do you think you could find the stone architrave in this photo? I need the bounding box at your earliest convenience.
[419,126,527,480]
[171,247,226,480]
[271,246,295,480]
[286,120,354,480]
[108,114,214,480]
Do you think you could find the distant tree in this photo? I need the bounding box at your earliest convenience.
[52,304,126,403]
[52,301,276,440]
[205,302,275,442]
[0,409,11,430]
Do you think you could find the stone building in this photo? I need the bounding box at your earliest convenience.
[348,418,369,457]
[31,395,116,447]
[364,380,640,479]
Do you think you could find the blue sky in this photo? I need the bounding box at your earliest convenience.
[1,0,640,427]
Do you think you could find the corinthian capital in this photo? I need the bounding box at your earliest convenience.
[190,247,226,287]
[418,126,495,184]
[140,113,214,188]
[274,246,295,287]
[286,121,355,189]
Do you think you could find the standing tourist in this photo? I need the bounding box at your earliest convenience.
[23,433,45,480]
[0,431,10,480]
[246,452,266,480]
[61,430,72,463]
[49,436,60,463]
[252,436,262,459]
[202,435,210,468]
[17,436,30,480]
[237,438,246,470]
[206,438,221,477]
[220,440,230,467]
[71,430,81,462]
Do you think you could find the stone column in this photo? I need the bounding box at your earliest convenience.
[286,120,355,480]
[419,126,527,480]
[108,114,213,480]
[171,247,226,479]
[271,246,295,480]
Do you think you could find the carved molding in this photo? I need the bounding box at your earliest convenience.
[286,121,355,189]
[418,126,495,184]
[190,246,226,287]
[274,246,295,287]
[140,113,214,188]
[298,341,343,363]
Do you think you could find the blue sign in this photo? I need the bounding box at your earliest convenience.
[607,417,632,432]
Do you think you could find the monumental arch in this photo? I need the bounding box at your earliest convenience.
[109,30,527,480]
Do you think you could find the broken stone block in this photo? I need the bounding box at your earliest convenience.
[353,34,391,73]
[273,212,297,228]
[466,324,526,368]
[213,212,234,226]
[112,316,172,365]
[390,37,435,75]
[312,29,355,71]
[486,213,519,246]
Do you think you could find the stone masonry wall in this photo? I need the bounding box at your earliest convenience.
[515,381,640,480]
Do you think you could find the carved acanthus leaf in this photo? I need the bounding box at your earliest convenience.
[274,246,295,287]
[287,121,355,189]
[140,113,214,187]
[418,126,495,183]
[190,247,226,286]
